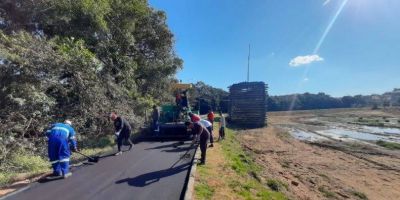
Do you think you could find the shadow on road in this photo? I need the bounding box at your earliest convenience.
[144,141,186,150]
[162,146,194,153]
[99,153,116,158]
[115,163,190,187]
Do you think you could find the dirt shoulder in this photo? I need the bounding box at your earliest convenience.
[239,110,400,200]
[193,126,287,200]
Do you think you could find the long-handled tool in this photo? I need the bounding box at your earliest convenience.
[169,143,196,169]
[75,151,99,163]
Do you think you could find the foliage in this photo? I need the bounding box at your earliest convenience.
[351,190,368,200]
[267,89,400,111]
[318,186,337,198]
[189,81,229,114]
[0,0,182,182]
[376,140,400,150]
[194,182,215,200]
[0,0,182,103]
[266,179,288,192]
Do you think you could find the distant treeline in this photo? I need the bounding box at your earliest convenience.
[189,81,229,114]
[185,82,400,113]
[267,89,400,111]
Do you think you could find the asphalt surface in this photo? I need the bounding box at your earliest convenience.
[3,141,196,200]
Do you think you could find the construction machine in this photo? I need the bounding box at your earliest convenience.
[153,83,198,139]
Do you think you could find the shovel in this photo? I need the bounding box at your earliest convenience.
[75,151,99,163]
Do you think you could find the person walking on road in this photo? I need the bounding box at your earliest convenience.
[185,121,210,165]
[110,112,134,156]
[200,119,214,147]
[46,120,78,179]
[218,111,226,140]
[152,105,160,132]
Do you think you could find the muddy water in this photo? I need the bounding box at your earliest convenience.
[360,126,400,135]
[290,129,328,142]
[316,129,392,142]
[289,125,400,144]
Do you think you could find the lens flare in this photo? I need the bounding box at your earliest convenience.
[314,0,349,54]
[288,0,349,112]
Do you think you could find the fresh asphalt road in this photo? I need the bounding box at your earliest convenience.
[4,141,196,200]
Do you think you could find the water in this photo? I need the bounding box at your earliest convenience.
[360,126,400,135]
[316,129,384,142]
[289,128,400,144]
[290,129,327,142]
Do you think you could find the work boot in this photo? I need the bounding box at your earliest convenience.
[115,151,122,156]
[63,172,72,179]
[46,173,62,180]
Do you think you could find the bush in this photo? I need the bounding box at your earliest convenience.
[318,186,336,198]
[11,154,49,173]
[0,32,146,173]
[376,140,400,150]
[267,179,288,192]
[352,191,368,200]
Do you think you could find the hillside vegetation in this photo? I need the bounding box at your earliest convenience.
[0,0,181,181]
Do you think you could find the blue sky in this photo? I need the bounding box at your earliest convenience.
[149,0,400,97]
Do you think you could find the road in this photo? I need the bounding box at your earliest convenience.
[3,141,196,200]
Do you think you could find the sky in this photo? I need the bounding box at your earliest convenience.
[149,0,400,97]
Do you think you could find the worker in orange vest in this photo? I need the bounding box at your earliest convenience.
[207,109,215,126]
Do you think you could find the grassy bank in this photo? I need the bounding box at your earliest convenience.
[0,136,117,187]
[194,125,287,200]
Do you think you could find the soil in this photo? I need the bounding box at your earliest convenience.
[239,108,400,200]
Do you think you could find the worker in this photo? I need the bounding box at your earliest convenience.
[152,105,160,132]
[218,111,226,140]
[180,90,188,108]
[110,112,134,156]
[46,120,77,179]
[185,121,210,165]
[200,119,214,147]
[188,112,200,122]
[175,92,182,107]
[207,109,215,126]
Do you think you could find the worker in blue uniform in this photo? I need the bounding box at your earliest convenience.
[46,120,78,179]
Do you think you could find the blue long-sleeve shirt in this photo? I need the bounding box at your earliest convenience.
[46,123,77,149]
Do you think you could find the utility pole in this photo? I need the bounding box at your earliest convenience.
[247,44,250,82]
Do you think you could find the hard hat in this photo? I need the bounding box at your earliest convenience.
[65,120,72,125]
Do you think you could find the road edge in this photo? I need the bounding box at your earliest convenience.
[183,146,201,200]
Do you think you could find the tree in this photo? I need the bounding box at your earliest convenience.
[189,82,229,114]
[0,0,183,175]
[0,0,182,103]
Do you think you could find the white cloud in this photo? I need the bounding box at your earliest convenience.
[323,0,331,6]
[289,54,324,67]
[303,77,309,82]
